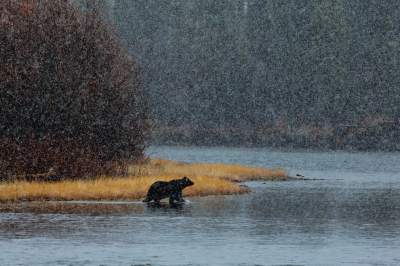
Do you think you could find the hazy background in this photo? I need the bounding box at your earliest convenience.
[85,0,400,150]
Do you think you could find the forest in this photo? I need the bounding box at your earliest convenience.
[0,0,148,179]
[110,0,400,150]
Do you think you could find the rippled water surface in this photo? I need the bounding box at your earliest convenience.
[1,146,400,266]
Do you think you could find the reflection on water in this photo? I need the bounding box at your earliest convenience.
[1,146,400,266]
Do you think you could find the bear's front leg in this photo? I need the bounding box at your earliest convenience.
[177,191,185,202]
[169,192,182,204]
[169,195,176,205]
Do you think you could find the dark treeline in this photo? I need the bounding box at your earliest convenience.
[1,0,147,180]
[111,0,400,150]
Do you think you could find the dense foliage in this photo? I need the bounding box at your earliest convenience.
[113,0,400,150]
[0,0,148,179]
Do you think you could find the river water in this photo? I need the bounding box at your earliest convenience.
[1,146,400,266]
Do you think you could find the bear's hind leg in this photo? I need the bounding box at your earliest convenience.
[143,196,151,202]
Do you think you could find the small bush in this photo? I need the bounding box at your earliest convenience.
[0,0,148,180]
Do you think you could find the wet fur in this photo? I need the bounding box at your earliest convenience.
[143,176,194,204]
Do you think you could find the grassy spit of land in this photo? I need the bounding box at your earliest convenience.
[0,158,288,202]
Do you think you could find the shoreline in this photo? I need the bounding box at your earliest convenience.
[0,158,288,203]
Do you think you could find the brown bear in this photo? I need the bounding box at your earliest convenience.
[143,176,194,204]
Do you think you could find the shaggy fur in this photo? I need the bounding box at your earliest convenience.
[143,176,194,204]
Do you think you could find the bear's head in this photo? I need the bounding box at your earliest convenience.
[180,176,194,187]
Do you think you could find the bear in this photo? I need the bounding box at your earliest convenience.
[143,176,194,204]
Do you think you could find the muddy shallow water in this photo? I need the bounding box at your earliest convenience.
[1,146,400,266]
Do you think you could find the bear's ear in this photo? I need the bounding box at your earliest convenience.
[183,176,193,185]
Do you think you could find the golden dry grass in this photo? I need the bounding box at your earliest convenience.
[0,158,287,202]
[129,158,288,182]
[0,175,246,202]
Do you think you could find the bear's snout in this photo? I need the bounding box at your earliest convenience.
[182,176,194,186]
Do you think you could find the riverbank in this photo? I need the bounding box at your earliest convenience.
[152,121,400,151]
[0,158,287,202]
